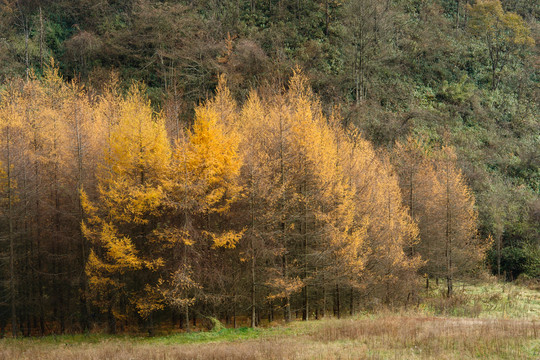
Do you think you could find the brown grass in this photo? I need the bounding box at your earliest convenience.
[1,316,538,359]
[313,317,538,359]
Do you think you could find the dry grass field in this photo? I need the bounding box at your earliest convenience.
[1,316,538,359]
[1,281,539,359]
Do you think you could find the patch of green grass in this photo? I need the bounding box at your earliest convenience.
[147,327,265,345]
[0,323,310,347]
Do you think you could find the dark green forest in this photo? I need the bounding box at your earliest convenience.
[0,0,538,335]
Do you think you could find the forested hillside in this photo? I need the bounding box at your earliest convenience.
[0,0,537,336]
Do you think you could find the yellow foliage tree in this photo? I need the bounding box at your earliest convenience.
[392,137,441,286]
[394,138,489,297]
[82,83,171,333]
[159,75,243,330]
[341,130,420,306]
[432,145,490,296]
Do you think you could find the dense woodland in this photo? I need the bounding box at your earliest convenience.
[0,0,537,336]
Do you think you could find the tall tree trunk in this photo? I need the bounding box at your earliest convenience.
[279,113,291,323]
[75,107,89,331]
[32,116,45,336]
[250,168,256,328]
[251,256,256,327]
[445,159,453,297]
[53,120,65,333]
[302,181,308,321]
[6,125,17,338]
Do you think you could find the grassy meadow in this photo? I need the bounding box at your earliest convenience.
[1,281,539,360]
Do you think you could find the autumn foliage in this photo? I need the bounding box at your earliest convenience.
[0,67,486,335]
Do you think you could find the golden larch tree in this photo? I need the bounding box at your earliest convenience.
[82,83,171,333]
[158,75,243,330]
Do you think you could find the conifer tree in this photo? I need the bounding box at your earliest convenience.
[235,90,274,327]
[159,75,243,329]
[432,145,489,296]
[394,138,488,296]
[341,132,420,305]
[392,137,441,286]
[82,83,171,333]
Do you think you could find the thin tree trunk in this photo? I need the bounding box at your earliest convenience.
[53,115,66,334]
[184,305,190,332]
[497,234,501,277]
[75,105,89,331]
[349,288,354,316]
[335,284,341,319]
[233,301,237,329]
[250,168,256,328]
[302,181,308,321]
[182,132,191,334]
[30,105,46,336]
[284,255,291,322]
[6,124,17,338]
[279,112,291,323]
[251,257,256,328]
[322,286,326,318]
[445,159,453,297]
